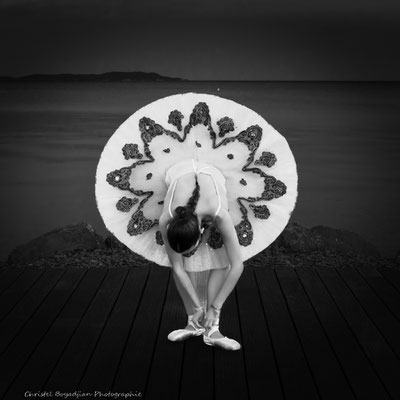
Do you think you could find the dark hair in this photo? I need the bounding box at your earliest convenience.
[167,176,201,253]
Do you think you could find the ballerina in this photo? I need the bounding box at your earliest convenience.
[159,159,243,351]
[95,93,298,353]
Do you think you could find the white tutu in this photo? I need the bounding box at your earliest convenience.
[95,93,298,266]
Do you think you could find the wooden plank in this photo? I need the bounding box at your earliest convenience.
[43,268,129,392]
[0,267,24,295]
[0,268,65,354]
[236,265,284,400]
[276,265,355,400]
[0,268,46,321]
[78,266,150,392]
[254,266,320,400]
[3,268,107,399]
[145,269,190,400]
[337,267,400,359]
[214,285,248,400]
[316,267,400,399]
[377,267,400,294]
[112,265,169,394]
[179,322,214,400]
[357,267,400,322]
[0,268,86,398]
[296,266,391,399]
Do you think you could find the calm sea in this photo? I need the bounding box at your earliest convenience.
[0,81,399,261]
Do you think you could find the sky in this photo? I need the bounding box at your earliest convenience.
[0,0,400,80]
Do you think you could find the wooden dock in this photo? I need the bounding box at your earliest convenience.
[0,263,400,400]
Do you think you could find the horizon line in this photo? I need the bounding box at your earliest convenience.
[0,71,399,83]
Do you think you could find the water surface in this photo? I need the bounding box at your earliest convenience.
[0,81,399,260]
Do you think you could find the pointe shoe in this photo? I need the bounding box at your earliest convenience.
[168,314,206,342]
[203,325,241,351]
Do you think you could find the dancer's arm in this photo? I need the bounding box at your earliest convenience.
[159,215,203,309]
[209,209,244,310]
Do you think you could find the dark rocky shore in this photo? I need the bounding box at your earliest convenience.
[3,221,400,271]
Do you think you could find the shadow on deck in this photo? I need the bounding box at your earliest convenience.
[0,263,400,400]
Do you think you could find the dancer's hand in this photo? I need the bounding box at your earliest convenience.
[202,308,220,329]
[191,306,205,329]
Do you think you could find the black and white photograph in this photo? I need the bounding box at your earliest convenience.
[0,1,400,399]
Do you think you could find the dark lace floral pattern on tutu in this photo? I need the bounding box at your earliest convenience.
[237,125,263,152]
[235,220,254,246]
[105,100,289,248]
[262,177,287,200]
[122,143,143,160]
[207,226,224,249]
[139,117,165,143]
[168,110,184,131]
[249,204,270,219]
[217,117,235,137]
[116,196,139,212]
[255,151,277,168]
[188,102,210,127]
[155,230,164,245]
[106,167,132,190]
[128,210,158,236]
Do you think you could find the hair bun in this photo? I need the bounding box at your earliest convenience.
[175,206,189,219]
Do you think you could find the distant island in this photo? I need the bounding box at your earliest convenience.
[0,71,186,82]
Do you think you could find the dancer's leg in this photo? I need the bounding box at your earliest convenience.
[172,271,196,315]
[172,270,199,330]
[205,267,230,338]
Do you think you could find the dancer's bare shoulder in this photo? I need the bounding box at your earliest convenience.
[159,211,171,230]
[214,208,238,243]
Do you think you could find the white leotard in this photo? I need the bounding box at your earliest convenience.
[165,159,226,220]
